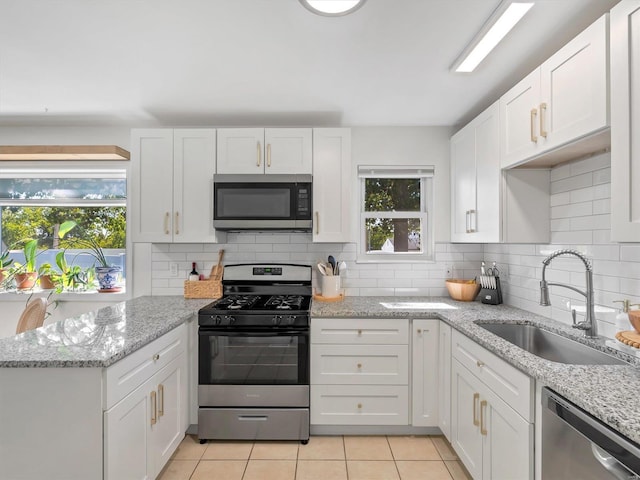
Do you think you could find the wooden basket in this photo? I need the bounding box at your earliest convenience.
[184,266,223,299]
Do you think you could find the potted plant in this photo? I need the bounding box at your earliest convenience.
[0,249,13,287]
[60,220,122,292]
[38,262,61,291]
[11,239,39,290]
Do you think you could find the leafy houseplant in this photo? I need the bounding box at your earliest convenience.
[61,220,121,291]
[12,239,39,290]
[38,263,61,291]
[0,249,13,286]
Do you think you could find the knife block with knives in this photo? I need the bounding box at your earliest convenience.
[479,262,503,305]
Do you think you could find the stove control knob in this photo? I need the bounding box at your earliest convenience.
[286,315,296,325]
[224,315,235,325]
[272,315,283,325]
[214,315,222,325]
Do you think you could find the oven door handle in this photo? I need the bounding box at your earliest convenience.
[199,330,308,337]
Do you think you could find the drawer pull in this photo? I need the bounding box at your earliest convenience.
[357,363,362,369]
[476,360,484,368]
[473,393,480,426]
[357,403,362,409]
[417,329,422,334]
[153,354,160,361]
[238,415,268,421]
[357,329,362,336]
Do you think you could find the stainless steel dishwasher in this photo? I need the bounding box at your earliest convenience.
[542,388,640,479]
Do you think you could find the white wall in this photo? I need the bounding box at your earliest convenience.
[485,152,640,340]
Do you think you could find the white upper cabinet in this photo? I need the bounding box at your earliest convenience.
[131,129,221,243]
[216,128,312,174]
[611,1,640,241]
[450,101,501,243]
[500,14,609,168]
[312,128,353,243]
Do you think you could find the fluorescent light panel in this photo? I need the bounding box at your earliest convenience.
[454,2,534,73]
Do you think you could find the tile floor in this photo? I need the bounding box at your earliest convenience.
[158,435,472,480]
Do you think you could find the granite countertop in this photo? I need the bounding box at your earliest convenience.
[312,296,640,445]
[0,296,212,368]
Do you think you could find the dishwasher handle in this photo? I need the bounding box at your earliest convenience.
[591,444,638,480]
[543,388,640,477]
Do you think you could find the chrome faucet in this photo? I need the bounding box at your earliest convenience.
[540,249,597,338]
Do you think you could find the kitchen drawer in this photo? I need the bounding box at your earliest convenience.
[104,325,186,409]
[311,344,409,385]
[452,330,532,421]
[311,385,409,425]
[311,318,409,345]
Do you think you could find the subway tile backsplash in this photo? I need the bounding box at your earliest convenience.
[149,151,639,341]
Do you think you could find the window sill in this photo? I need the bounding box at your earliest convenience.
[0,289,129,302]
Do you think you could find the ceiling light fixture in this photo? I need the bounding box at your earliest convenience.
[451,1,534,73]
[299,0,367,16]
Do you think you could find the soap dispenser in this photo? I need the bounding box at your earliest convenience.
[613,300,640,333]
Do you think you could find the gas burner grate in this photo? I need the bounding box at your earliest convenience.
[264,295,305,310]
[214,295,260,310]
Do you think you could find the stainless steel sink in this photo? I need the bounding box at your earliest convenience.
[475,322,625,365]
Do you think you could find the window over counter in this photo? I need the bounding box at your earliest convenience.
[358,166,434,262]
[0,168,127,293]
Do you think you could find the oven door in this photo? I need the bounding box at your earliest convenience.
[198,328,309,407]
[213,174,312,230]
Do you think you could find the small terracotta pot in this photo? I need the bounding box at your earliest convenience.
[15,272,38,290]
[39,274,57,290]
[0,269,7,286]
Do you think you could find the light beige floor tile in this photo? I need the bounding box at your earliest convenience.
[388,436,441,460]
[344,435,393,460]
[396,460,453,480]
[242,460,296,480]
[432,436,458,461]
[190,460,246,480]
[202,441,253,460]
[249,441,299,460]
[171,435,207,460]
[347,460,400,480]
[298,436,345,460]
[156,460,198,480]
[296,460,347,480]
[445,460,473,480]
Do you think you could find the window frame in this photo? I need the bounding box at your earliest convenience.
[357,166,435,263]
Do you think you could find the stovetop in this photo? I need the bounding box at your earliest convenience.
[200,294,311,314]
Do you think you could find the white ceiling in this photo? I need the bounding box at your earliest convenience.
[0,0,619,129]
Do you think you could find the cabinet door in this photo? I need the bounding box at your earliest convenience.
[451,359,483,480]
[104,382,153,480]
[611,1,640,241]
[450,119,476,242]
[438,322,452,440]
[216,128,264,174]
[312,128,353,242]
[130,129,174,242]
[481,386,533,480]
[540,15,608,152]
[173,129,220,243]
[411,319,439,427]
[151,354,186,478]
[500,69,541,168]
[264,128,312,174]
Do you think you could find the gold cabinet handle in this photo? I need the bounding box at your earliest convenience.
[357,329,362,336]
[357,363,362,369]
[256,141,261,167]
[164,212,170,235]
[473,393,480,426]
[476,360,484,368]
[540,103,547,138]
[530,108,538,143]
[480,400,488,435]
[357,403,362,409]
[151,391,157,426]
[175,212,179,235]
[158,384,164,417]
[469,209,476,233]
[315,212,319,235]
[267,143,272,167]
[417,329,422,334]
[465,210,470,233]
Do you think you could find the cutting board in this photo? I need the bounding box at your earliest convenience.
[615,330,640,349]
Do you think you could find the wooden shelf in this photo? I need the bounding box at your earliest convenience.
[0,145,130,160]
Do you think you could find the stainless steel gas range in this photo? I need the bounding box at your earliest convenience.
[197,263,311,444]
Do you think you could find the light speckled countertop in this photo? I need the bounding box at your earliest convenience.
[0,296,212,368]
[312,296,640,445]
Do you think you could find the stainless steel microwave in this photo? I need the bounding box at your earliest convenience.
[213,174,312,231]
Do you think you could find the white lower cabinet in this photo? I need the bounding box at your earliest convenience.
[311,318,409,425]
[411,319,439,427]
[104,325,188,480]
[451,331,533,480]
[438,322,452,439]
